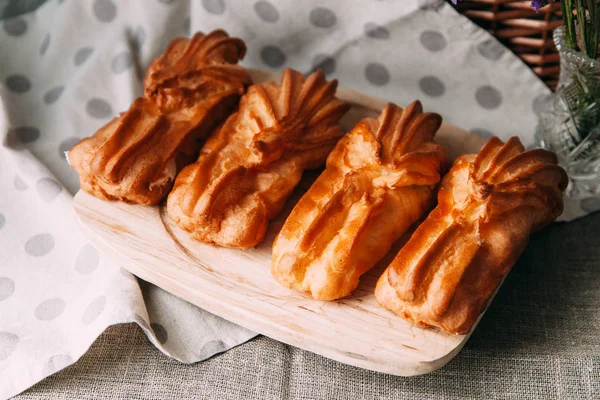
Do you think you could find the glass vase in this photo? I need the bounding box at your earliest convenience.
[537,26,600,198]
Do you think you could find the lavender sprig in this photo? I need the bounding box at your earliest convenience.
[531,0,550,13]
[450,0,549,10]
[451,0,599,58]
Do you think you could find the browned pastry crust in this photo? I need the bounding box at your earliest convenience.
[68,30,251,205]
[271,102,447,300]
[166,68,350,248]
[375,136,568,334]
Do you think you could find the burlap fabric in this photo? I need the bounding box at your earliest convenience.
[15,212,600,399]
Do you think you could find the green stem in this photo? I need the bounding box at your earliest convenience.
[575,1,588,56]
[584,0,599,59]
[562,0,579,51]
[571,0,600,59]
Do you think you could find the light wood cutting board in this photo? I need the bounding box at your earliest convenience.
[73,69,488,376]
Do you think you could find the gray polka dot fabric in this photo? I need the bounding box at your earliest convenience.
[365,63,390,86]
[41,354,72,377]
[11,126,39,143]
[13,175,28,190]
[24,233,55,257]
[92,0,116,23]
[3,17,27,36]
[73,47,94,66]
[470,127,494,139]
[74,244,99,275]
[475,85,503,109]
[0,332,19,360]
[309,7,337,28]
[260,45,286,68]
[111,52,133,74]
[81,296,106,325]
[150,323,168,345]
[254,1,279,23]
[0,3,258,397]
[36,177,62,202]
[85,98,112,119]
[43,85,64,104]
[39,33,50,55]
[580,197,600,213]
[364,22,389,39]
[0,277,14,301]
[34,298,66,321]
[5,74,31,93]
[477,38,505,60]
[533,92,554,116]
[419,75,445,97]
[131,26,146,50]
[0,0,595,398]
[311,53,336,76]
[419,30,446,52]
[202,0,225,15]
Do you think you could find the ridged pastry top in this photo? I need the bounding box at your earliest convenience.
[271,102,447,300]
[143,30,249,110]
[68,30,250,205]
[166,68,350,248]
[434,136,567,231]
[379,136,567,334]
[326,101,445,178]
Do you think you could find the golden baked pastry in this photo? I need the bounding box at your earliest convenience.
[375,136,568,334]
[166,68,350,248]
[68,30,251,205]
[271,102,447,300]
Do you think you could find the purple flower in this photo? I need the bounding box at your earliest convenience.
[530,0,549,12]
[451,0,548,13]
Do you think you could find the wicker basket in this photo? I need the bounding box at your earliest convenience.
[452,0,563,90]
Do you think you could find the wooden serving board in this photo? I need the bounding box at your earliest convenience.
[73,70,487,376]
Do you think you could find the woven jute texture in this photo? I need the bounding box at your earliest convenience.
[14,212,600,399]
[453,0,563,90]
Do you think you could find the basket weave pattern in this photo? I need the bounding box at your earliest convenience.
[452,0,563,90]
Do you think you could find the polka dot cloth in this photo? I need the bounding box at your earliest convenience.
[86,98,113,119]
[111,52,133,74]
[0,0,595,397]
[43,85,65,104]
[364,22,390,39]
[1,1,257,397]
[260,45,286,68]
[92,0,117,23]
[74,47,94,66]
[254,1,279,23]
[202,0,226,15]
[311,54,336,76]
[365,63,390,86]
[309,7,337,28]
[420,30,446,52]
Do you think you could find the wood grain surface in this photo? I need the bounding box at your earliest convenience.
[73,69,488,376]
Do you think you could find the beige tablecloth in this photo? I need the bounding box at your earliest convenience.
[14,211,600,399]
